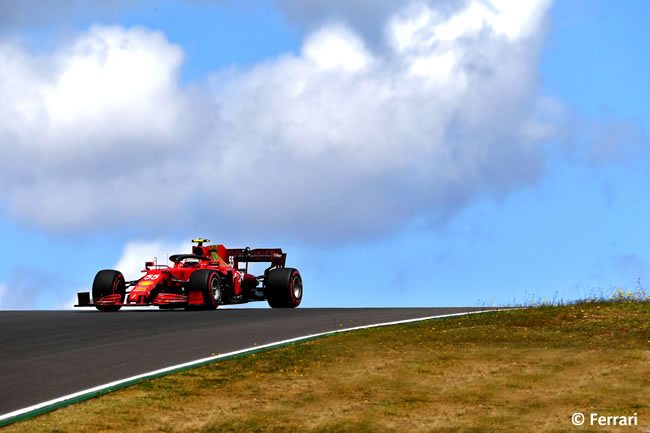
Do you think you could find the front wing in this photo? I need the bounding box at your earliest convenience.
[75,292,205,307]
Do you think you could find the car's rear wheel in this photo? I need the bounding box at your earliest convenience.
[265,268,302,308]
[92,270,125,312]
[188,270,221,309]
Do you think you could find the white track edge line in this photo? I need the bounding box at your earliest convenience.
[0,309,502,421]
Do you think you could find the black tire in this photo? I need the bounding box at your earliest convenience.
[92,270,125,312]
[188,270,221,310]
[265,268,302,308]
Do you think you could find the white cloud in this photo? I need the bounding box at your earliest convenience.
[303,25,373,72]
[1,25,189,149]
[0,25,205,231]
[200,0,556,238]
[0,269,76,310]
[43,26,184,135]
[0,1,559,241]
[272,0,552,48]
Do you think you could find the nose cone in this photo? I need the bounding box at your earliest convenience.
[129,273,162,302]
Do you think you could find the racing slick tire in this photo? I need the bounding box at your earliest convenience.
[265,268,302,308]
[188,269,221,310]
[92,270,125,312]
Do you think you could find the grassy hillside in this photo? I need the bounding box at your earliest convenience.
[6,300,649,432]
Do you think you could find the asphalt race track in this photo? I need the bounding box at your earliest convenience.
[0,307,488,415]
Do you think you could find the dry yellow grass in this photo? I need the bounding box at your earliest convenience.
[5,301,649,432]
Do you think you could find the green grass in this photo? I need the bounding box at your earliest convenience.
[5,300,649,432]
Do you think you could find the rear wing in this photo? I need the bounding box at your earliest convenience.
[193,242,287,271]
[226,248,286,270]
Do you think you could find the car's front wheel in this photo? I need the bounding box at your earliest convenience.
[92,270,125,312]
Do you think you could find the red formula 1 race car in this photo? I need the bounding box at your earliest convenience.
[75,239,302,312]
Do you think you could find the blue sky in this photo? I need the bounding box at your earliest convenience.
[0,0,648,309]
